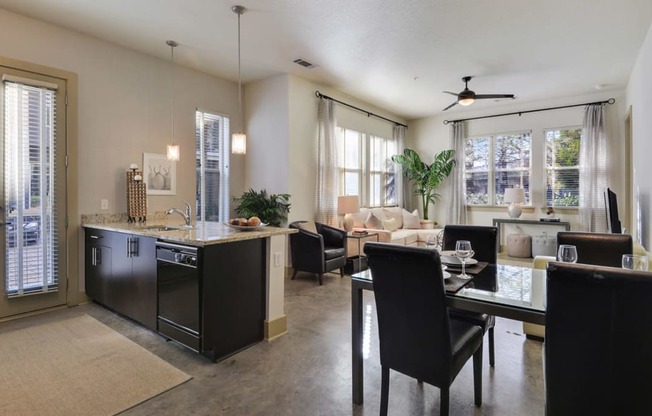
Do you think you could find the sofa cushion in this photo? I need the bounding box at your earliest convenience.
[351,209,369,228]
[382,207,403,229]
[390,229,418,245]
[402,209,421,229]
[364,212,383,229]
[382,217,399,232]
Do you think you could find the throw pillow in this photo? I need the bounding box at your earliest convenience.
[402,209,421,229]
[382,217,399,232]
[364,212,383,229]
[297,221,317,234]
[382,207,403,229]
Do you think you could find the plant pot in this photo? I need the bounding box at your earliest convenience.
[420,219,436,229]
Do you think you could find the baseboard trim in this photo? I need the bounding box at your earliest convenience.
[264,315,288,341]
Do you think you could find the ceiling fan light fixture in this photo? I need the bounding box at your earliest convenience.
[458,97,475,106]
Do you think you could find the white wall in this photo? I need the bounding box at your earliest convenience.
[0,9,244,217]
[246,73,406,224]
[409,91,626,231]
[626,21,652,249]
[245,74,290,198]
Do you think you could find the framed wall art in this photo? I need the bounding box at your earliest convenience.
[143,153,176,195]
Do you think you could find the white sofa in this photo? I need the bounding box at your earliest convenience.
[346,207,443,256]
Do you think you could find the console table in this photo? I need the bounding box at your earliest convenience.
[492,218,571,251]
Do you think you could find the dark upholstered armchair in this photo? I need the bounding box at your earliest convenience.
[556,231,632,267]
[443,225,498,367]
[545,262,652,414]
[364,243,483,416]
[289,221,347,285]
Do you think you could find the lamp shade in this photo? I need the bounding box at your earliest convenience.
[232,133,246,155]
[337,195,360,215]
[504,187,525,204]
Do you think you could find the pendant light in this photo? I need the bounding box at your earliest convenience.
[231,5,246,155]
[166,40,180,161]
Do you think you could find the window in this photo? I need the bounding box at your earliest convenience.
[195,110,230,222]
[465,132,531,205]
[336,127,396,207]
[545,128,581,207]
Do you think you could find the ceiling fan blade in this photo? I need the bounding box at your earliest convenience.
[442,101,458,111]
[474,94,515,100]
[443,91,459,97]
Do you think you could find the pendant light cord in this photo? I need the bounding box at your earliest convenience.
[170,43,175,145]
[237,9,243,133]
[166,40,178,145]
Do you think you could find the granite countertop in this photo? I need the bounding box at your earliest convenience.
[83,221,296,247]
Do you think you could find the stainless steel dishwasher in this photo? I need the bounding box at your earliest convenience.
[156,241,200,352]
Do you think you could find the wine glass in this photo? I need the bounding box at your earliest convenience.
[455,240,474,279]
[557,244,578,263]
[425,235,438,250]
[622,254,649,271]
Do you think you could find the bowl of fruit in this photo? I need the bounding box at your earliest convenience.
[226,216,267,231]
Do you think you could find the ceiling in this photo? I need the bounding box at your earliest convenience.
[1,0,651,120]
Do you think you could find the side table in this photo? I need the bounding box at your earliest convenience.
[346,232,379,272]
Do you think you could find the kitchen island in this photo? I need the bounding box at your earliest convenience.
[83,219,295,361]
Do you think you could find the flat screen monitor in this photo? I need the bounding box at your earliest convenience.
[605,187,622,234]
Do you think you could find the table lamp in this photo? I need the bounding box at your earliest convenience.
[504,187,525,218]
[337,195,360,231]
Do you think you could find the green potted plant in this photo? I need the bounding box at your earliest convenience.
[391,148,456,225]
[233,188,291,227]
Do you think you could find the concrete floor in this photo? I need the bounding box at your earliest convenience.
[1,269,545,416]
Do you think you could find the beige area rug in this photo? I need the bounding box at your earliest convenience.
[0,314,191,416]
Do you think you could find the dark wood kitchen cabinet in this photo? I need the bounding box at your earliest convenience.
[85,228,157,330]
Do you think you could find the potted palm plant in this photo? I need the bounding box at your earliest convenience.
[233,188,291,227]
[391,148,456,226]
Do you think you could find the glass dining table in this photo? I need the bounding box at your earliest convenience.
[350,263,546,405]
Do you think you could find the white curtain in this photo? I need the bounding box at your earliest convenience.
[579,104,608,232]
[447,121,467,225]
[315,98,339,226]
[393,124,411,210]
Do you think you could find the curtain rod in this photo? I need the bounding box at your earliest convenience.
[315,91,408,128]
[443,98,616,125]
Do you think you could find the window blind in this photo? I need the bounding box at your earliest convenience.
[195,110,230,223]
[3,79,58,296]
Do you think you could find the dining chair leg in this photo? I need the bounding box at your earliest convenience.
[473,345,483,406]
[488,327,495,367]
[440,386,449,416]
[380,366,390,416]
[291,269,298,280]
[318,273,323,285]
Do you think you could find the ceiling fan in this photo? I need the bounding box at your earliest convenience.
[442,76,515,111]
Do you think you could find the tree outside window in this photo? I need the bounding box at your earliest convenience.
[464,132,531,205]
[545,128,581,207]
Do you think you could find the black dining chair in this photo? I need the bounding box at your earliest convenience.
[556,231,632,267]
[545,262,652,415]
[288,220,347,285]
[443,225,498,367]
[364,242,483,416]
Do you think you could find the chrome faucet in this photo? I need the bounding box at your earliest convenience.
[166,201,192,227]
